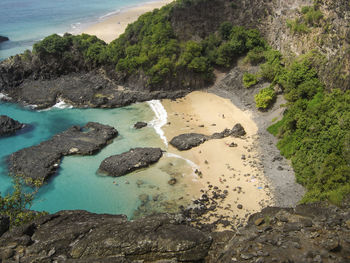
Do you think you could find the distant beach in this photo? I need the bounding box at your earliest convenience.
[82,0,173,43]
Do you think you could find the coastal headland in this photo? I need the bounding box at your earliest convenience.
[1,0,349,262]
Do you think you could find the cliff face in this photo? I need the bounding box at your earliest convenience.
[170,0,350,91]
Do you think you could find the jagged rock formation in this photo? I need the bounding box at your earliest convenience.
[0,36,9,43]
[170,123,246,150]
[8,122,118,182]
[99,147,163,177]
[0,115,24,136]
[0,202,349,262]
[0,211,212,262]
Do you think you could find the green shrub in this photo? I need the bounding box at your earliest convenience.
[243,72,258,88]
[0,176,47,227]
[255,87,276,109]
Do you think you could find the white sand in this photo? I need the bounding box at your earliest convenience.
[82,0,173,43]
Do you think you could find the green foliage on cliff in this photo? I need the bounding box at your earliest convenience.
[33,6,266,87]
[287,5,323,34]
[243,72,258,88]
[254,87,276,109]
[0,176,46,227]
[266,53,350,204]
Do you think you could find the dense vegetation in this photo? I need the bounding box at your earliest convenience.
[264,52,350,204]
[32,5,266,88]
[0,176,46,227]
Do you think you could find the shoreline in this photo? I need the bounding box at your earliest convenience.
[81,0,173,43]
[161,91,274,229]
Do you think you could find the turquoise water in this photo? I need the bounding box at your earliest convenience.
[0,101,195,218]
[0,0,164,60]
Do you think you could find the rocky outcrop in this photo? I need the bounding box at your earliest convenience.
[134,121,147,129]
[0,211,212,262]
[0,115,24,136]
[170,124,246,150]
[1,202,350,262]
[0,66,188,109]
[170,133,208,151]
[99,147,163,177]
[0,36,9,43]
[8,122,118,183]
[0,216,9,237]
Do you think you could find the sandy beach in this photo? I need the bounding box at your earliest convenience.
[162,91,274,229]
[82,0,173,43]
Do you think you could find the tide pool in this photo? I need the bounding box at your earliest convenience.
[0,101,197,219]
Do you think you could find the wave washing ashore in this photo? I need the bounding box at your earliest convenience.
[0,0,172,60]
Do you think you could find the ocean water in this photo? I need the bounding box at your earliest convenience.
[0,0,164,60]
[0,100,198,218]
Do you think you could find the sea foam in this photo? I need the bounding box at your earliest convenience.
[147,100,168,147]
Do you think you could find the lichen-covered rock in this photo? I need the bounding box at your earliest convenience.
[0,211,212,262]
[0,115,24,136]
[99,147,163,177]
[8,122,118,183]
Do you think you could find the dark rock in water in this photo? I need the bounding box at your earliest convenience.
[0,115,24,136]
[0,215,9,237]
[168,178,177,185]
[134,121,147,129]
[8,122,118,183]
[0,211,212,262]
[0,35,9,43]
[99,147,163,177]
[230,123,246,137]
[170,133,208,150]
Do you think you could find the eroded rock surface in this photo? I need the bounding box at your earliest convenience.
[8,122,118,182]
[1,202,350,262]
[99,147,163,177]
[0,115,24,136]
[0,211,212,262]
[170,124,246,151]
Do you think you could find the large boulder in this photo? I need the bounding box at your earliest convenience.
[0,115,24,136]
[170,133,208,151]
[170,124,246,151]
[0,36,9,43]
[0,211,212,262]
[8,122,118,183]
[99,147,163,177]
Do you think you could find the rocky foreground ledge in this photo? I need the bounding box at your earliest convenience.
[8,122,118,183]
[0,115,24,136]
[0,202,349,262]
